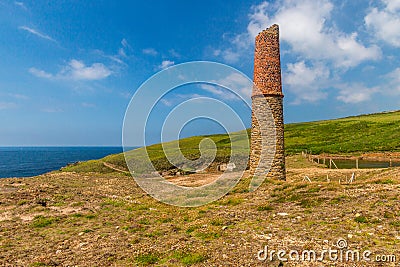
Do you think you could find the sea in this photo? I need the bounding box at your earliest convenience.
[0,147,128,178]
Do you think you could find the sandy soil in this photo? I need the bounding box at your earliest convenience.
[1,164,400,266]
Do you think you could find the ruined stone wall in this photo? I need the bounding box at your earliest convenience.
[250,24,286,180]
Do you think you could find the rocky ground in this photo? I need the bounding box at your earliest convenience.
[1,155,399,266]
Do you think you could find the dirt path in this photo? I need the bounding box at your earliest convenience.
[1,168,400,266]
[102,162,130,174]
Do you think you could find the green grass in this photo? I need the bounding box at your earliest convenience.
[61,110,400,174]
[285,111,400,154]
[257,205,274,211]
[374,179,395,184]
[100,198,126,208]
[172,251,207,265]
[31,263,47,267]
[355,216,368,223]
[135,253,159,265]
[31,215,56,228]
[195,231,221,240]
[390,221,400,227]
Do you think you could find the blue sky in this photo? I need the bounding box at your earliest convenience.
[1,0,400,146]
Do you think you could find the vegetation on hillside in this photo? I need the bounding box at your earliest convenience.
[285,110,400,154]
[2,161,400,265]
[62,110,400,174]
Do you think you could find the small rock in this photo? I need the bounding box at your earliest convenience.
[78,232,84,236]
[56,250,62,254]
[347,234,353,239]
[115,226,119,229]
[222,254,228,259]
[222,226,228,230]
[277,212,288,216]
[256,234,272,240]
[355,213,361,217]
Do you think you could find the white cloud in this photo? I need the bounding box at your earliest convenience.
[160,99,173,107]
[385,67,400,93]
[213,0,381,70]
[160,93,205,107]
[220,49,241,64]
[118,48,127,58]
[365,0,400,47]
[121,38,130,48]
[159,60,174,70]
[29,59,112,81]
[66,59,111,80]
[169,49,181,58]
[211,33,248,63]
[217,72,253,98]
[19,26,56,42]
[142,48,158,56]
[248,0,381,68]
[246,1,273,40]
[108,55,125,65]
[383,0,400,12]
[283,61,329,103]
[111,38,132,62]
[207,1,389,104]
[199,72,252,100]
[176,93,203,99]
[200,84,230,98]
[336,83,379,104]
[0,102,17,110]
[15,1,27,10]
[119,92,132,99]
[211,0,382,104]
[118,38,132,58]
[93,48,127,66]
[81,102,96,108]
[41,107,62,113]
[29,67,53,79]
[8,93,28,100]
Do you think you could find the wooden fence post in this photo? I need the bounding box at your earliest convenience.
[331,159,338,169]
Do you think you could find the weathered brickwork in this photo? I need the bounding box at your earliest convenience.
[250,24,286,180]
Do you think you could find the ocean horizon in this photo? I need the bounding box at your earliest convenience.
[0,146,136,178]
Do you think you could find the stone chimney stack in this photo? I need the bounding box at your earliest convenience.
[250,24,286,180]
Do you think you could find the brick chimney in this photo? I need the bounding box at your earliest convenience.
[250,24,286,180]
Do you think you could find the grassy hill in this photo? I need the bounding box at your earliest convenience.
[2,111,400,266]
[63,110,400,173]
[285,110,400,154]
